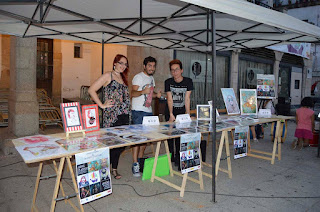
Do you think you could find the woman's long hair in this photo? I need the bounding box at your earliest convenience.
[113,54,129,86]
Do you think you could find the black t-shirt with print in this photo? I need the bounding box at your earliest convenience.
[165,77,193,118]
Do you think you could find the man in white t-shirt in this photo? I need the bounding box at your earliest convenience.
[131,56,161,177]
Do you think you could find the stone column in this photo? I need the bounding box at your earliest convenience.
[9,36,38,137]
[273,51,284,104]
[230,50,240,102]
[302,57,313,98]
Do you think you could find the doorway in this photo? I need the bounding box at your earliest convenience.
[37,38,53,98]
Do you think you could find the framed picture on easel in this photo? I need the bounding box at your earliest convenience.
[197,105,212,120]
[82,104,100,133]
[60,102,84,133]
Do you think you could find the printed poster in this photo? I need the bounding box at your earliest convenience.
[221,88,240,115]
[13,134,59,145]
[234,126,249,159]
[180,133,201,174]
[76,147,112,204]
[240,89,258,116]
[257,74,275,99]
[15,141,68,163]
[56,136,106,153]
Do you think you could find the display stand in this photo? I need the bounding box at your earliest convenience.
[247,119,282,164]
[201,130,232,179]
[150,139,204,197]
[31,156,84,212]
[66,130,85,139]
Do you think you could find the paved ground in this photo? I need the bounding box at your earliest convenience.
[0,120,320,212]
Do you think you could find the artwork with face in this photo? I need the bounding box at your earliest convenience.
[221,88,240,115]
[60,102,84,132]
[82,104,100,133]
[240,89,258,115]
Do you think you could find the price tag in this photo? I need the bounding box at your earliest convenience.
[258,109,271,118]
[176,114,192,123]
[142,116,160,125]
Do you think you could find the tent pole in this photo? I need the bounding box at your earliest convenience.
[101,35,105,125]
[204,11,209,103]
[211,10,217,203]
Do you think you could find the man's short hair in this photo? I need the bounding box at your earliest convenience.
[169,59,183,70]
[143,56,157,66]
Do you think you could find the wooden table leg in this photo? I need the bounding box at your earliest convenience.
[164,140,174,176]
[66,157,84,212]
[277,122,283,160]
[180,172,188,197]
[225,131,232,179]
[31,162,43,212]
[50,157,65,212]
[52,160,67,204]
[271,121,281,164]
[151,141,161,182]
[215,131,226,177]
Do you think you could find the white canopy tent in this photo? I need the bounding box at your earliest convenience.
[1,0,320,202]
[0,0,319,53]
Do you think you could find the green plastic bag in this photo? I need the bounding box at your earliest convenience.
[142,153,171,181]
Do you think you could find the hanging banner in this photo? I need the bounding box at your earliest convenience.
[76,147,112,204]
[180,133,201,174]
[267,43,311,59]
[256,74,275,99]
[234,126,249,159]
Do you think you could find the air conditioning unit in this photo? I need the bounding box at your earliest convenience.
[246,68,264,86]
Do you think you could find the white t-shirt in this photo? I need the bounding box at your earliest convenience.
[131,72,155,113]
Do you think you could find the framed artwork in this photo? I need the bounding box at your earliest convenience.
[221,88,240,115]
[256,74,275,99]
[60,102,84,132]
[197,105,212,120]
[82,104,100,133]
[240,89,258,116]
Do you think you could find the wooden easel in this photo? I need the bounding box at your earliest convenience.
[31,156,84,212]
[150,139,204,197]
[66,130,85,139]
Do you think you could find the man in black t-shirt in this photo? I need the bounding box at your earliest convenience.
[165,59,193,168]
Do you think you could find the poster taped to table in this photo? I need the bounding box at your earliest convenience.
[221,88,240,115]
[256,74,275,99]
[234,126,249,159]
[12,134,59,145]
[82,104,100,133]
[15,141,68,163]
[240,89,258,116]
[75,147,112,205]
[60,102,84,132]
[180,133,201,174]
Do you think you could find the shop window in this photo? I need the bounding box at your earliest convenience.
[295,80,300,89]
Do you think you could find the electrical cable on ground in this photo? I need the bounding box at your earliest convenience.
[0,175,319,200]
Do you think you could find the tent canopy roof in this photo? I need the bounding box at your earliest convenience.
[0,0,319,53]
